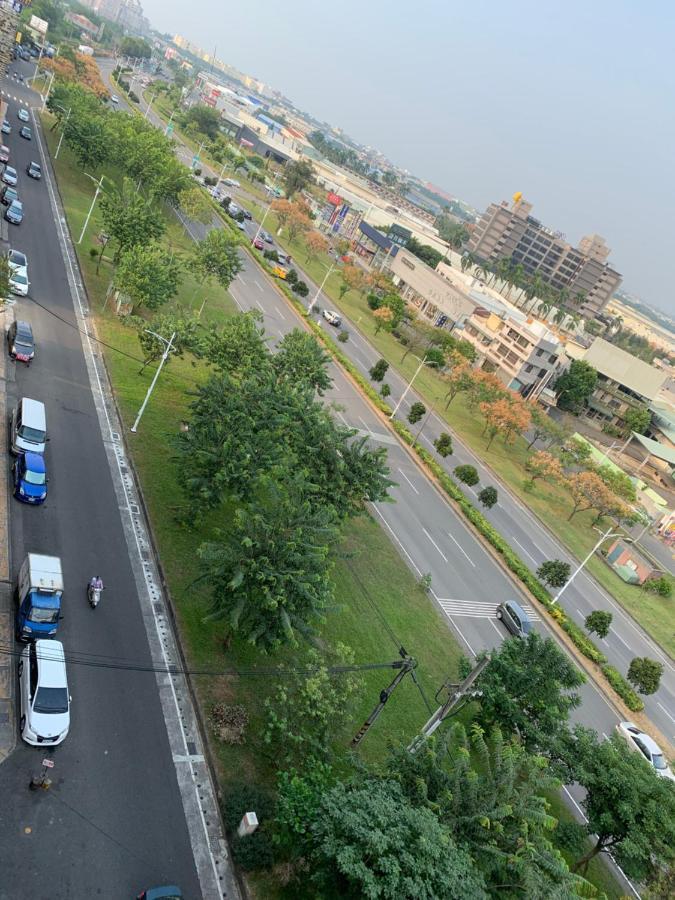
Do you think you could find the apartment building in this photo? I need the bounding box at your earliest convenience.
[467,196,622,320]
[0,0,19,76]
[461,310,564,395]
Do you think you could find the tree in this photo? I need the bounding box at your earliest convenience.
[263,644,360,768]
[369,358,389,382]
[113,242,182,312]
[464,369,504,412]
[555,360,598,413]
[474,633,584,757]
[585,610,613,639]
[536,559,571,588]
[132,312,205,373]
[441,357,474,409]
[373,306,393,334]
[192,228,243,290]
[285,204,312,243]
[407,402,426,424]
[307,778,487,900]
[644,576,673,598]
[197,474,338,650]
[595,463,637,503]
[572,732,675,879]
[627,657,664,695]
[559,436,593,467]
[284,159,315,198]
[454,464,479,486]
[0,255,10,302]
[205,310,268,380]
[180,105,222,139]
[120,36,152,59]
[99,182,165,260]
[434,433,453,457]
[526,405,569,450]
[525,450,564,485]
[381,292,406,328]
[273,329,332,395]
[178,186,213,225]
[339,264,365,300]
[480,396,531,450]
[478,486,498,509]
[406,235,443,268]
[64,110,109,169]
[305,231,328,263]
[564,470,631,523]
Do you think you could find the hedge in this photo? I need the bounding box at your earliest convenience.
[600,664,644,712]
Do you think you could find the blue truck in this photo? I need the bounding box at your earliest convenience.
[16,554,63,641]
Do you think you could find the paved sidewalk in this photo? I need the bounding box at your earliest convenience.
[0,303,14,762]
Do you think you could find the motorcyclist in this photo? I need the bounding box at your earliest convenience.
[90,575,104,592]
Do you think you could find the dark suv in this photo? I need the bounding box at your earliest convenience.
[7,320,35,364]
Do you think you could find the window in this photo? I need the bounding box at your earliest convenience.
[549,354,557,363]
[539,369,547,378]
[535,349,544,357]
[525,365,533,373]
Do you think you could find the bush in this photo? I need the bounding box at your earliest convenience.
[221,781,276,835]
[231,831,275,871]
[434,433,453,457]
[380,383,391,398]
[644,576,672,598]
[293,280,309,298]
[128,91,140,104]
[367,292,382,310]
[89,247,98,258]
[286,268,298,285]
[478,486,498,508]
[600,664,644,711]
[337,330,349,343]
[454,464,479,486]
[203,175,217,186]
[407,402,426,424]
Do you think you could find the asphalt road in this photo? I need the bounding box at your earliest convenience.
[0,61,207,899]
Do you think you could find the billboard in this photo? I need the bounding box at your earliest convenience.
[30,14,48,34]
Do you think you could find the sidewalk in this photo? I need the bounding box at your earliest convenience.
[0,301,14,763]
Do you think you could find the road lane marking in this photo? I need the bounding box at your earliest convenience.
[657,702,675,725]
[358,416,371,433]
[237,273,247,285]
[512,537,538,565]
[372,506,422,576]
[397,468,419,495]
[254,298,265,313]
[422,526,448,562]
[254,279,263,292]
[437,599,540,621]
[446,532,475,567]
[614,631,632,651]
[490,619,503,637]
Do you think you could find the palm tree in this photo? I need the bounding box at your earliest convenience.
[460,251,475,273]
[574,290,586,308]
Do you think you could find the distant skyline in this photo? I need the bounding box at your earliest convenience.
[142,0,675,315]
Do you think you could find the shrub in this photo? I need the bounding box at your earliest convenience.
[434,433,453,457]
[366,292,382,310]
[293,280,309,298]
[89,247,98,258]
[221,782,276,835]
[369,359,389,382]
[337,330,349,343]
[380,383,391,398]
[231,831,275,871]
[203,175,217,186]
[454,464,479,486]
[407,402,426,424]
[644,576,672,598]
[478,486,498,508]
[600,664,644,710]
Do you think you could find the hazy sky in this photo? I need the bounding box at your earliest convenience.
[142,0,675,314]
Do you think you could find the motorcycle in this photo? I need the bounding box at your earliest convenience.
[87,581,104,609]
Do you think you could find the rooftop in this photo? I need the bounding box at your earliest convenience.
[582,338,667,401]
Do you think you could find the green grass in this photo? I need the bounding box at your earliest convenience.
[45,111,624,900]
[252,213,675,660]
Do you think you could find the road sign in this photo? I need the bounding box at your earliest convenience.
[41,758,54,768]
[166,124,173,136]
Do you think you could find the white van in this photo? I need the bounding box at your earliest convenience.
[10,397,47,455]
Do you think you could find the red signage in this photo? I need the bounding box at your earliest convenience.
[326,192,342,206]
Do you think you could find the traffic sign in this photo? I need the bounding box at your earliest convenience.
[41,759,54,768]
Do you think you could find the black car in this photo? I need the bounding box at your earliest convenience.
[19,127,32,141]
[26,161,41,179]
[7,320,35,364]
[241,208,252,220]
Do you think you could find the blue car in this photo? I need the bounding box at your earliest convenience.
[13,452,47,504]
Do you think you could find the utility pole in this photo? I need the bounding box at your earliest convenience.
[351,651,417,747]
[408,655,491,754]
[77,174,105,245]
[307,261,336,315]
[130,331,176,433]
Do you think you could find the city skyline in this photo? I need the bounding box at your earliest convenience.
[142,0,675,315]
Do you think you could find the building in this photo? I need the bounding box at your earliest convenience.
[80,0,148,34]
[461,309,564,395]
[468,196,622,319]
[388,249,478,329]
[577,337,667,429]
[0,1,19,77]
[605,540,661,585]
[64,12,99,37]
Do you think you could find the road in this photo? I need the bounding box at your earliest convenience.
[0,60,234,899]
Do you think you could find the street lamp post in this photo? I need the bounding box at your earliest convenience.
[551,525,622,605]
[307,262,336,315]
[77,174,105,245]
[251,172,281,245]
[390,354,430,418]
[41,70,55,112]
[53,104,72,159]
[130,331,177,433]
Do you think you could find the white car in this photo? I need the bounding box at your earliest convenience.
[19,639,70,746]
[110,94,119,104]
[7,248,27,271]
[616,722,675,781]
[2,166,17,186]
[222,178,240,188]
[9,266,29,296]
[322,309,342,327]
[17,108,29,123]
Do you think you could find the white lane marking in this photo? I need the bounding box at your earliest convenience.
[422,526,448,562]
[421,433,435,449]
[437,599,540,621]
[490,619,503,637]
[237,273,246,285]
[563,786,587,821]
[358,415,371,433]
[602,732,609,741]
[657,702,675,725]
[337,411,349,427]
[512,537,538,565]
[373,506,422,577]
[254,298,265,313]
[446,532,475,567]
[254,279,263,292]
[397,468,419,495]
[614,631,632,651]
[228,287,244,311]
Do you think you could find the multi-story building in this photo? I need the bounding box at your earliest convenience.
[388,248,478,328]
[0,0,19,76]
[462,310,564,395]
[468,196,622,320]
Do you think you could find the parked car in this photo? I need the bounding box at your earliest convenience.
[322,309,342,327]
[1,186,19,206]
[9,266,29,296]
[5,199,23,224]
[227,203,241,218]
[7,320,34,363]
[136,887,183,900]
[496,599,532,638]
[19,640,70,746]
[616,722,675,781]
[0,145,9,163]
[10,397,47,455]
[19,126,32,141]
[271,265,287,280]
[7,248,27,271]
[251,236,264,250]
[222,178,240,187]
[110,94,119,104]
[2,166,18,186]
[26,161,41,179]
[261,230,273,244]
[276,251,292,266]
[13,451,47,504]
[17,108,29,122]
[241,208,252,220]
[235,220,246,231]
[1,120,10,135]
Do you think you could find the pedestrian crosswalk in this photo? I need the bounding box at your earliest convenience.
[437,598,541,621]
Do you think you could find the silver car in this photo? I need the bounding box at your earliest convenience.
[616,722,675,780]
[2,165,18,186]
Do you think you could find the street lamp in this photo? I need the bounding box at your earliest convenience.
[41,70,55,112]
[251,171,281,245]
[130,331,177,433]
[164,109,175,136]
[551,525,623,605]
[53,104,72,160]
[390,354,431,418]
[307,261,336,315]
[77,174,106,245]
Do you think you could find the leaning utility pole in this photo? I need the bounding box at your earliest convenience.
[407,655,491,754]
[351,651,417,747]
